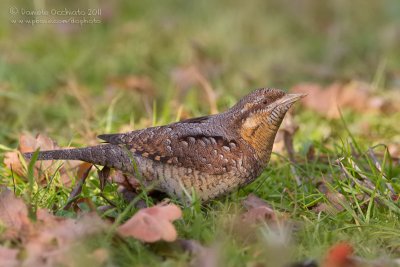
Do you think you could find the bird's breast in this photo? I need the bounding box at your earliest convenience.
[132,153,259,201]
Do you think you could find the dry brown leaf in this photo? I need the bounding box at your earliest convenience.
[0,246,19,267]
[3,152,24,177]
[25,213,107,267]
[241,193,278,224]
[3,133,81,186]
[118,203,182,242]
[313,182,346,214]
[63,162,93,210]
[77,162,93,179]
[291,81,391,118]
[0,189,108,267]
[23,213,107,267]
[98,166,111,191]
[0,189,31,240]
[291,83,341,118]
[4,134,53,178]
[36,212,106,246]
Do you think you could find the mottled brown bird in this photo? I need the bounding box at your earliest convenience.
[25,88,304,201]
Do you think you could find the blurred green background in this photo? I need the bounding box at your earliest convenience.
[1,0,400,147]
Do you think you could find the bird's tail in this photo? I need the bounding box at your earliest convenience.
[24,144,134,172]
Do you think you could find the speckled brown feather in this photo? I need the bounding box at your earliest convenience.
[24,88,304,201]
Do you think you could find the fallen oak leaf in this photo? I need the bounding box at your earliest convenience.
[117,203,182,242]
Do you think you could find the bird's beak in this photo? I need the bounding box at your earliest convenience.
[278,93,307,105]
[268,93,306,113]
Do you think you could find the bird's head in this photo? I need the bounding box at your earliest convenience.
[229,88,305,161]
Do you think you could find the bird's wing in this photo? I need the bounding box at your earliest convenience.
[98,124,241,175]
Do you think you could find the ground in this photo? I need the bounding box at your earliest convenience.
[0,1,400,266]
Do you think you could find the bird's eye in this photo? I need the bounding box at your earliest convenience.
[263,100,268,105]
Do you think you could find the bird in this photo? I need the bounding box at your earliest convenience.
[25,88,305,201]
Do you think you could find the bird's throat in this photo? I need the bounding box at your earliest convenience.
[240,115,280,163]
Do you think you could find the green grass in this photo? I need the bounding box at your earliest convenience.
[1,0,400,266]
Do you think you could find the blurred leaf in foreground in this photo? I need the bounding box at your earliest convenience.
[117,202,182,242]
[0,189,108,267]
